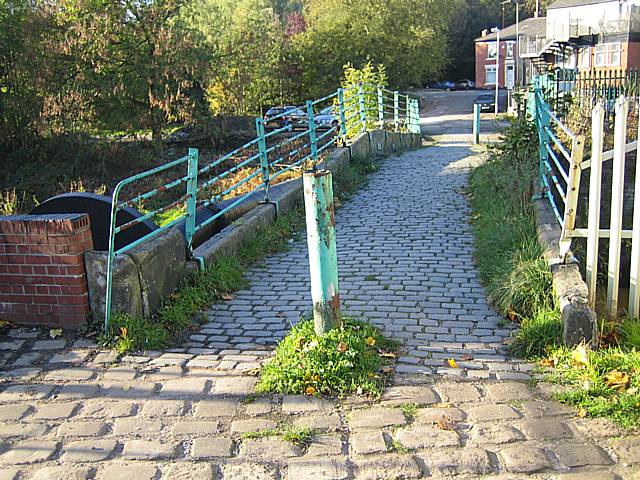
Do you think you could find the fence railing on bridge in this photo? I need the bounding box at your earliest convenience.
[533,79,640,319]
[103,83,421,331]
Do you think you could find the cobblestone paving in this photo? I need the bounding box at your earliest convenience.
[0,144,639,479]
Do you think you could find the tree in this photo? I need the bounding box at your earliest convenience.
[293,0,455,96]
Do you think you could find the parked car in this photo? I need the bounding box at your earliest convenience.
[429,80,456,91]
[264,106,308,131]
[456,79,475,90]
[475,93,495,112]
[314,106,340,130]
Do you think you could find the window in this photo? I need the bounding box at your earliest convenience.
[506,42,514,59]
[487,42,497,59]
[486,65,497,85]
[578,47,591,69]
[594,43,621,67]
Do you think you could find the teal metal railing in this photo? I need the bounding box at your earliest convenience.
[103,83,421,331]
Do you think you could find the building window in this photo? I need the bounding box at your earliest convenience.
[578,47,591,69]
[594,43,621,67]
[487,42,497,59]
[506,42,514,59]
[486,65,497,85]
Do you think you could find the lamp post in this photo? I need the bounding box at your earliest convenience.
[491,27,500,116]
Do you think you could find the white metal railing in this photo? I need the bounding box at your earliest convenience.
[537,92,640,319]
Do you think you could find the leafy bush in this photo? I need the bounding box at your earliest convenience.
[257,318,398,397]
[341,62,388,138]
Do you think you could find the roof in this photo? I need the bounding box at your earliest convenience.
[475,17,546,42]
[548,0,614,8]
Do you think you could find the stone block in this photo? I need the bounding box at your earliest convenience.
[0,440,57,464]
[122,439,176,460]
[425,447,494,476]
[98,464,157,480]
[286,458,349,480]
[379,385,440,406]
[306,434,344,457]
[368,130,386,155]
[190,437,234,459]
[324,147,351,172]
[220,463,278,480]
[349,132,371,160]
[500,445,554,473]
[61,439,117,462]
[394,425,459,450]
[239,437,301,458]
[31,466,91,480]
[609,437,640,464]
[553,444,613,468]
[385,131,402,152]
[85,250,143,319]
[349,407,406,429]
[352,454,422,480]
[163,464,215,480]
[351,431,387,455]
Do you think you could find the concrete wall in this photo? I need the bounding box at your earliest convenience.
[86,130,423,321]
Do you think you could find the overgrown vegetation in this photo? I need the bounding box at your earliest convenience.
[241,426,315,447]
[256,317,399,397]
[469,117,640,428]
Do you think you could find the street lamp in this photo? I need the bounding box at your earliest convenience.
[491,27,500,116]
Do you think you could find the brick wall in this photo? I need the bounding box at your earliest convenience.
[0,214,93,329]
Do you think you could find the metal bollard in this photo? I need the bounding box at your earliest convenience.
[303,170,341,335]
[473,104,480,145]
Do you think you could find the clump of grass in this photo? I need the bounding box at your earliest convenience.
[241,426,315,446]
[391,439,409,454]
[256,317,398,398]
[544,345,640,429]
[1,189,22,215]
[509,308,563,359]
[333,155,378,201]
[622,319,640,349]
[400,403,418,422]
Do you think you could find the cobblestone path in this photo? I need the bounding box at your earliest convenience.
[0,144,638,479]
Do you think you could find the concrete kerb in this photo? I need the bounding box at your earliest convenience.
[533,197,597,346]
[87,131,421,320]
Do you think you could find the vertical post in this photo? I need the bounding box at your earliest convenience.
[586,103,605,309]
[377,87,384,128]
[185,147,199,253]
[307,100,318,165]
[495,28,500,116]
[256,118,270,202]
[303,170,341,335]
[473,103,480,145]
[337,88,348,140]
[104,198,118,333]
[405,94,410,129]
[536,90,551,192]
[607,96,628,318]
[630,103,640,317]
[358,83,367,133]
[559,133,585,260]
[393,91,399,130]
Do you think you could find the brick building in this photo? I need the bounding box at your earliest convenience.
[475,17,547,89]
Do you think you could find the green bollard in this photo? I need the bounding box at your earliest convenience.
[303,170,341,335]
[473,103,480,145]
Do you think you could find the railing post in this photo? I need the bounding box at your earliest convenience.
[307,100,318,165]
[338,88,348,140]
[358,83,367,132]
[559,133,584,261]
[303,170,341,335]
[377,87,384,128]
[185,148,199,253]
[393,91,399,130]
[630,102,640,317]
[103,197,119,334]
[405,94,410,129]
[586,103,605,309]
[256,118,270,202]
[536,89,551,192]
[607,96,628,318]
[473,103,480,144]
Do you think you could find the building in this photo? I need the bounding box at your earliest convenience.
[475,17,547,89]
[519,0,640,75]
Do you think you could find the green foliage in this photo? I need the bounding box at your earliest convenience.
[340,62,387,138]
[509,308,563,358]
[399,403,418,422]
[546,346,640,428]
[621,319,640,350]
[332,155,378,202]
[469,118,550,320]
[241,426,315,446]
[256,318,398,397]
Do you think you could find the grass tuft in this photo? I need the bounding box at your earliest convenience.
[256,317,398,397]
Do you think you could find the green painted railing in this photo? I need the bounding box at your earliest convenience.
[103,83,421,331]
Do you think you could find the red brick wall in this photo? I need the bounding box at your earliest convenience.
[475,39,517,89]
[0,214,93,329]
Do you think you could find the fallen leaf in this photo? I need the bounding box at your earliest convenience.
[433,402,453,409]
[379,351,398,359]
[305,386,316,395]
[381,366,394,374]
[507,309,517,321]
[571,344,590,368]
[434,415,456,431]
[448,358,458,369]
[577,408,588,418]
[626,387,638,395]
[540,358,555,368]
[337,342,348,353]
[365,336,376,347]
[220,293,235,301]
[605,370,630,392]
[49,328,63,339]
[0,319,11,328]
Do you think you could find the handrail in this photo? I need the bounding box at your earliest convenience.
[103,82,422,331]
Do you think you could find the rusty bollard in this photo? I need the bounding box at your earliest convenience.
[303,170,341,335]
